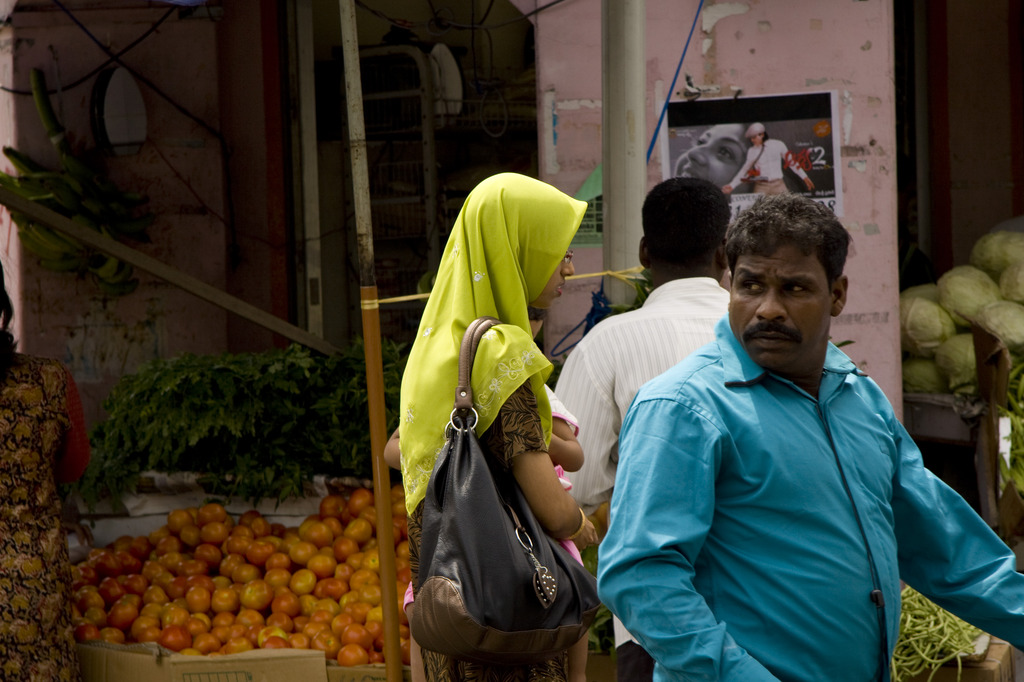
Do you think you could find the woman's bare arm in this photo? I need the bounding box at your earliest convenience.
[548,417,584,472]
[383,427,401,470]
[512,451,597,547]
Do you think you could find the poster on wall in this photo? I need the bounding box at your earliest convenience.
[661,91,842,220]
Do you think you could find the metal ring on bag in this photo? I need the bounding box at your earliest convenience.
[448,407,478,432]
[515,526,534,552]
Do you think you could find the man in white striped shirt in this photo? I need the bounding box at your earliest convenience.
[555,176,731,681]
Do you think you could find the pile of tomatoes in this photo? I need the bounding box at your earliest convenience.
[70,484,412,668]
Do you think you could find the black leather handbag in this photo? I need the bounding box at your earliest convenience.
[409,316,601,666]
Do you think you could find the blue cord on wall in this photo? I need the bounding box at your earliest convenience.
[647,0,705,163]
[550,282,614,358]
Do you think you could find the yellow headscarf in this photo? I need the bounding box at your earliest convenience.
[398,173,586,514]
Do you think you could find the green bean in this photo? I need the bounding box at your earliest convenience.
[890,586,981,682]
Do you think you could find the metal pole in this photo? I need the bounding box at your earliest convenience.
[338,0,403,679]
[601,0,647,305]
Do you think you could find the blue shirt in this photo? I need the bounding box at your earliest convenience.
[598,316,1024,681]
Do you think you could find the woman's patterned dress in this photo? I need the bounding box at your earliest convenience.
[0,356,81,681]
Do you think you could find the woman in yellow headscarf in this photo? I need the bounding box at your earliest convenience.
[398,173,598,681]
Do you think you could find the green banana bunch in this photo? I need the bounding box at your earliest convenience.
[4,150,144,291]
[85,226,139,294]
[0,169,60,206]
[2,145,47,175]
[4,147,154,240]
[0,68,155,297]
[17,223,87,271]
[88,254,138,296]
[9,202,88,273]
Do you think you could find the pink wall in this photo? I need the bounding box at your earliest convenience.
[0,6,230,425]
[517,0,902,405]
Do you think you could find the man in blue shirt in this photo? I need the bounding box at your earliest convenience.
[598,193,1024,681]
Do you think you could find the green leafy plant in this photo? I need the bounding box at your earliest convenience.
[74,340,408,510]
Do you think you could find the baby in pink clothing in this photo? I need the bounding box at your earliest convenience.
[547,385,585,566]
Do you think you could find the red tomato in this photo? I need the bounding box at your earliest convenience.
[211,587,240,613]
[99,627,126,644]
[319,494,346,520]
[114,550,143,575]
[336,642,369,666]
[98,576,127,606]
[106,600,140,632]
[262,635,291,649]
[92,551,123,578]
[196,503,228,526]
[311,630,342,660]
[340,622,374,650]
[74,623,101,642]
[158,624,193,652]
[119,573,149,597]
[347,489,374,518]
[221,636,254,654]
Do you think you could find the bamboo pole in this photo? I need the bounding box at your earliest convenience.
[338,0,403,679]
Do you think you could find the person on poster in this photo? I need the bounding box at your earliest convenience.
[673,123,753,191]
[722,122,814,196]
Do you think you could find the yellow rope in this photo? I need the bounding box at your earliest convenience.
[569,265,645,285]
[375,266,646,306]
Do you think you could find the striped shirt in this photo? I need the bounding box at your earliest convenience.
[556,277,729,512]
[555,276,729,649]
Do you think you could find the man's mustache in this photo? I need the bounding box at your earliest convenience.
[743,321,802,343]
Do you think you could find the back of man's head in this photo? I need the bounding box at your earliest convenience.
[726,193,851,283]
[642,177,730,269]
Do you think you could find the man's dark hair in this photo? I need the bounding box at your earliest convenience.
[641,177,730,268]
[726,193,850,283]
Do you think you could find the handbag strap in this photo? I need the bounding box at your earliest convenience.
[452,316,559,608]
[454,316,501,414]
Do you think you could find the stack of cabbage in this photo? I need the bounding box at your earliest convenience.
[901,230,1024,395]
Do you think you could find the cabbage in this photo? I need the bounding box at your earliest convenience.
[900,294,956,357]
[900,283,939,303]
[969,231,1024,280]
[975,300,1024,353]
[901,357,948,394]
[936,265,1001,327]
[1000,261,1024,303]
[933,333,977,395]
